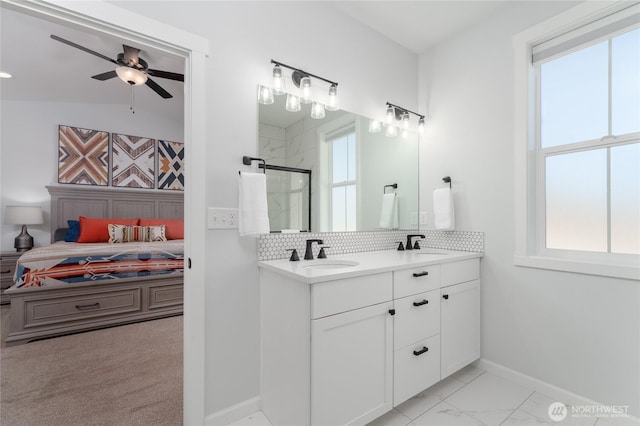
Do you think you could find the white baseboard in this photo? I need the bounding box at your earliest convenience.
[205,396,261,426]
[475,358,640,424]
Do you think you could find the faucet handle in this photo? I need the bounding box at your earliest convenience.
[287,248,300,261]
[318,246,330,259]
[413,240,421,250]
[396,241,405,251]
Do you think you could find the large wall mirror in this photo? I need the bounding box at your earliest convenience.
[258,91,419,233]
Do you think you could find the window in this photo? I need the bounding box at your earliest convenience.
[328,127,356,231]
[514,3,640,278]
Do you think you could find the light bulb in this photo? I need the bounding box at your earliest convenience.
[402,112,410,130]
[310,102,325,119]
[385,124,398,137]
[285,93,301,112]
[326,84,339,111]
[418,117,425,133]
[385,105,395,125]
[300,76,312,104]
[369,120,382,133]
[257,85,274,105]
[273,65,284,95]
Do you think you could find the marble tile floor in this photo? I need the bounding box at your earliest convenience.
[228,365,638,426]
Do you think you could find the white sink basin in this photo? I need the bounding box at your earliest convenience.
[302,260,360,270]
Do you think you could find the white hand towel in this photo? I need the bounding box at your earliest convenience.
[433,188,455,230]
[238,172,270,237]
[379,193,399,229]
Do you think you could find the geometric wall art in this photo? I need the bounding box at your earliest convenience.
[111,133,156,189]
[158,140,185,191]
[58,125,109,186]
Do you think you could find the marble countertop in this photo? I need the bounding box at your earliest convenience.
[258,248,483,284]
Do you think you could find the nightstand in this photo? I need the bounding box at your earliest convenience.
[1,251,21,304]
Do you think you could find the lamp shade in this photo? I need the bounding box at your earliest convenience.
[115,66,148,86]
[4,206,43,225]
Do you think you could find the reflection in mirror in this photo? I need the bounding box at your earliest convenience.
[259,91,419,233]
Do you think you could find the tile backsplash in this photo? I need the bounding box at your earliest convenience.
[257,229,484,261]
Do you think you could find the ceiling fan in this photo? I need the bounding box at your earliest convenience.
[50,34,183,99]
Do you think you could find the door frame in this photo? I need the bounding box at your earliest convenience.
[0,1,209,423]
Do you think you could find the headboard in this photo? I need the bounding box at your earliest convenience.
[47,185,184,243]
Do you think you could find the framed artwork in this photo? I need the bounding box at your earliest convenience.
[58,125,109,186]
[158,140,185,191]
[111,133,156,189]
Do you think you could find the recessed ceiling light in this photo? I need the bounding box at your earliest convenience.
[0,72,12,79]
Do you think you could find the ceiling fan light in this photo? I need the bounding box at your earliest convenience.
[115,66,147,86]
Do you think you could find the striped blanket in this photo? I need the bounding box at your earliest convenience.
[13,240,184,288]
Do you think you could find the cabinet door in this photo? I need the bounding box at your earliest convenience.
[440,280,480,379]
[311,302,393,426]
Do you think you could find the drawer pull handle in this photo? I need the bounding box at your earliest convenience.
[442,294,449,300]
[1,269,11,274]
[413,299,429,307]
[388,309,396,316]
[412,271,429,278]
[413,346,429,356]
[75,302,100,311]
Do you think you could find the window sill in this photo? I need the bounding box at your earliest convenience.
[513,255,640,281]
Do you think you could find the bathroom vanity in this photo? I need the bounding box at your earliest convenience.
[259,249,481,426]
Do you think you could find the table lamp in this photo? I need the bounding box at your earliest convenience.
[4,205,44,252]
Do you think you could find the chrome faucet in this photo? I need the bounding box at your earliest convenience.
[406,234,425,250]
[304,239,324,260]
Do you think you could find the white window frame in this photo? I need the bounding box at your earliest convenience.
[327,125,357,232]
[513,1,640,280]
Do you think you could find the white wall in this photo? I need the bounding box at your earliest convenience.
[0,99,183,251]
[111,0,418,417]
[419,2,639,416]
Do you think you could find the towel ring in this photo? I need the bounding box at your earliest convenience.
[384,183,398,194]
[442,176,451,189]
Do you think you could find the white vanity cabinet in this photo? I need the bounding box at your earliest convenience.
[259,251,481,426]
[260,269,394,426]
[440,259,481,379]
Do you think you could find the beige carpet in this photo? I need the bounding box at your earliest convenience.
[0,305,183,425]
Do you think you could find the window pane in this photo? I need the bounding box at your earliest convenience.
[346,184,356,231]
[612,28,640,136]
[546,149,607,251]
[611,142,640,254]
[332,137,347,183]
[540,41,608,148]
[332,186,346,232]
[347,133,356,181]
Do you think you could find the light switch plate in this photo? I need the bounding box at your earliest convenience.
[208,207,238,229]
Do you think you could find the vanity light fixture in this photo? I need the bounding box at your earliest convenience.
[369,119,382,133]
[385,102,426,135]
[257,85,275,105]
[310,101,326,119]
[285,93,301,112]
[272,64,285,95]
[268,59,340,114]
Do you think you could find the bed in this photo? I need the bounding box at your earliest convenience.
[4,185,184,346]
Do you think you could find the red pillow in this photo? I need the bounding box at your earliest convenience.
[76,216,140,243]
[139,219,184,240]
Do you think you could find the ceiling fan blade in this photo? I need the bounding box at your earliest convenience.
[145,77,173,99]
[91,70,118,81]
[50,34,117,64]
[147,69,185,82]
[122,45,140,66]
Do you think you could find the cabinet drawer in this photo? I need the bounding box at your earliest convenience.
[311,272,392,319]
[1,259,18,289]
[394,265,441,299]
[393,334,441,407]
[394,290,440,350]
[24,288,141,327]
[441,258,479,287]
